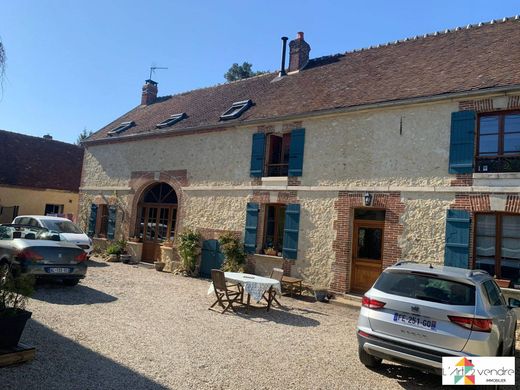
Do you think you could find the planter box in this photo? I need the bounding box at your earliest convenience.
[0,310,32,349]
[126,242,143,264]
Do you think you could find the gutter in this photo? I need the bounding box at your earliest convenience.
[82,84,520,147]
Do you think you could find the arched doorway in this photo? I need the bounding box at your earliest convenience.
[136,182,178,263]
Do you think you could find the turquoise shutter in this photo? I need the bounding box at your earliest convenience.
[288,128,305,177]
[444,209,471,268]
[449,111,476,174]
[107,205,117,240]
[282,204,300,260]
[87,204,98,237]
[244,202,259,253]
[250,133,265,177]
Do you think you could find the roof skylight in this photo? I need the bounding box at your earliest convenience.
[107,121,135,136]
[220,99,253,121]
[156,113,187,129]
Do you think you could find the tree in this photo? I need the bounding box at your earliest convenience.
[0,39,6,85]
[224,62,267,82]
[76,128,93,145]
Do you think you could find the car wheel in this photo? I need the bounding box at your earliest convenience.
[63,278,80,286]
[358,345,382,368]
[0,262,11,286]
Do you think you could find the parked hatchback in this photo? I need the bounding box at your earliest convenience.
[357,261,517,374]
[13,215,92,258]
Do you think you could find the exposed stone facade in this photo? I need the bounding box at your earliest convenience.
[80,95,520,294]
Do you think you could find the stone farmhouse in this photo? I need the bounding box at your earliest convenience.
[81,17,520,293]
[0,130,84,223]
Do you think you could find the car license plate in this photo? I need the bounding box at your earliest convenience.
[393,312,437,330]
[47,267,72,274]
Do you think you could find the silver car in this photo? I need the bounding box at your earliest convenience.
[0,224,87,286]
[357,261,517,374]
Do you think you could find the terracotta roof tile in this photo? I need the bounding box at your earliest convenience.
[0,130,84,192]
[89,18,520,142]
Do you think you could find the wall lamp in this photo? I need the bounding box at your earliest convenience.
[363,192,374,207]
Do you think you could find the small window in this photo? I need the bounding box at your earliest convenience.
[266,133,291,176]
[354,209,386,221]
[476,112,520,172]
[45,204,64,215]
[107,121,135,136]
[263,204,286,254]
[220,99,252,120]
[156,113,187,129]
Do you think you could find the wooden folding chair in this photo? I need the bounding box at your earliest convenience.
[263,268,284,311]
[209,269,243,314]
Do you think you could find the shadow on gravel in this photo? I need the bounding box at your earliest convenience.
[32,283,117,305]
[237,306,321,327]
[86,259,109,267]
[1,320,168,390]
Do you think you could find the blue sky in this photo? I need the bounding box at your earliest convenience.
[0,1,519,144]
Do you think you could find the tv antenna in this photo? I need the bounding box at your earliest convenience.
[149,66,168,80]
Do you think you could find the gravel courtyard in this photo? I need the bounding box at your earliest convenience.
[2,258,513,390]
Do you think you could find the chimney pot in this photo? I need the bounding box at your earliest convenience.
[141,79,158,105]
[288,31,311,72]
[43,134,53,140]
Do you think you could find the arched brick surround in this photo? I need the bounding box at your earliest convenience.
[330,192,405,293]
[128,170,188,238]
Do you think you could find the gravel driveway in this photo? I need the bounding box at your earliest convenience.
[2,258,516,389]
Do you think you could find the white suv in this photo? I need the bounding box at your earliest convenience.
[357,261,517,374]
[13,215,93,258]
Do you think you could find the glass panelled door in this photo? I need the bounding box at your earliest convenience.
[351,209,385,293]
[137,182,179,263]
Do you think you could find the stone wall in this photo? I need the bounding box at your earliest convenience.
[399,193,455,264]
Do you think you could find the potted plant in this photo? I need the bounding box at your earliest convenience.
[219,232,246,272]
[106,242,121,262]
[117,238,131,264]
[154,261,165,272]
[313,286,330,303]
[494,276,511,288]
[176,229,201,276]
[0,273,35,348]
[264,247,277,256]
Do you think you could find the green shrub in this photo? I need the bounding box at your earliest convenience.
[106,243,122,255]
[219,232,246,273]
[0,273,35,317]
[177,229,201,275]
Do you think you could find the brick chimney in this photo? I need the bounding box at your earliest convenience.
[288,32,311,72]
[141,79,158,105]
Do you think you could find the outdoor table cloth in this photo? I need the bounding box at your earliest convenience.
[208,272,282,302]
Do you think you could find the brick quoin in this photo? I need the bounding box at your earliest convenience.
[451,174,473,187]
[330,192,404,294]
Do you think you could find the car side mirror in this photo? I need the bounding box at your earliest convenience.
[507,297,520,309]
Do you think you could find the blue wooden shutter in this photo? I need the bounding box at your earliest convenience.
[288,128,305,177]
[244,202,259,253]
[87,204,97,237]
[444,209,471,268]
[107,205,117,240]
[449,111,476,174]
[283,204,301,260]
[250,133,265,177]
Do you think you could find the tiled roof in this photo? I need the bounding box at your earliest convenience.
[88,17,520,142]
[0,130,84,192]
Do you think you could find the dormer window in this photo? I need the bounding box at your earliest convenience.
[107,121,135,136]
[156,113,187,129]
[220,99,253,120]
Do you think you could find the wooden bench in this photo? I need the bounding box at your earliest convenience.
[281,276,303,297]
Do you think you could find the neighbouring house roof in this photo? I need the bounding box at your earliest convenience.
[88,17,520,143]
[0,130,84,192]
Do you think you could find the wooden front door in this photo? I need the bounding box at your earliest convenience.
[140,205,177,263]
[351,219,384,293]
